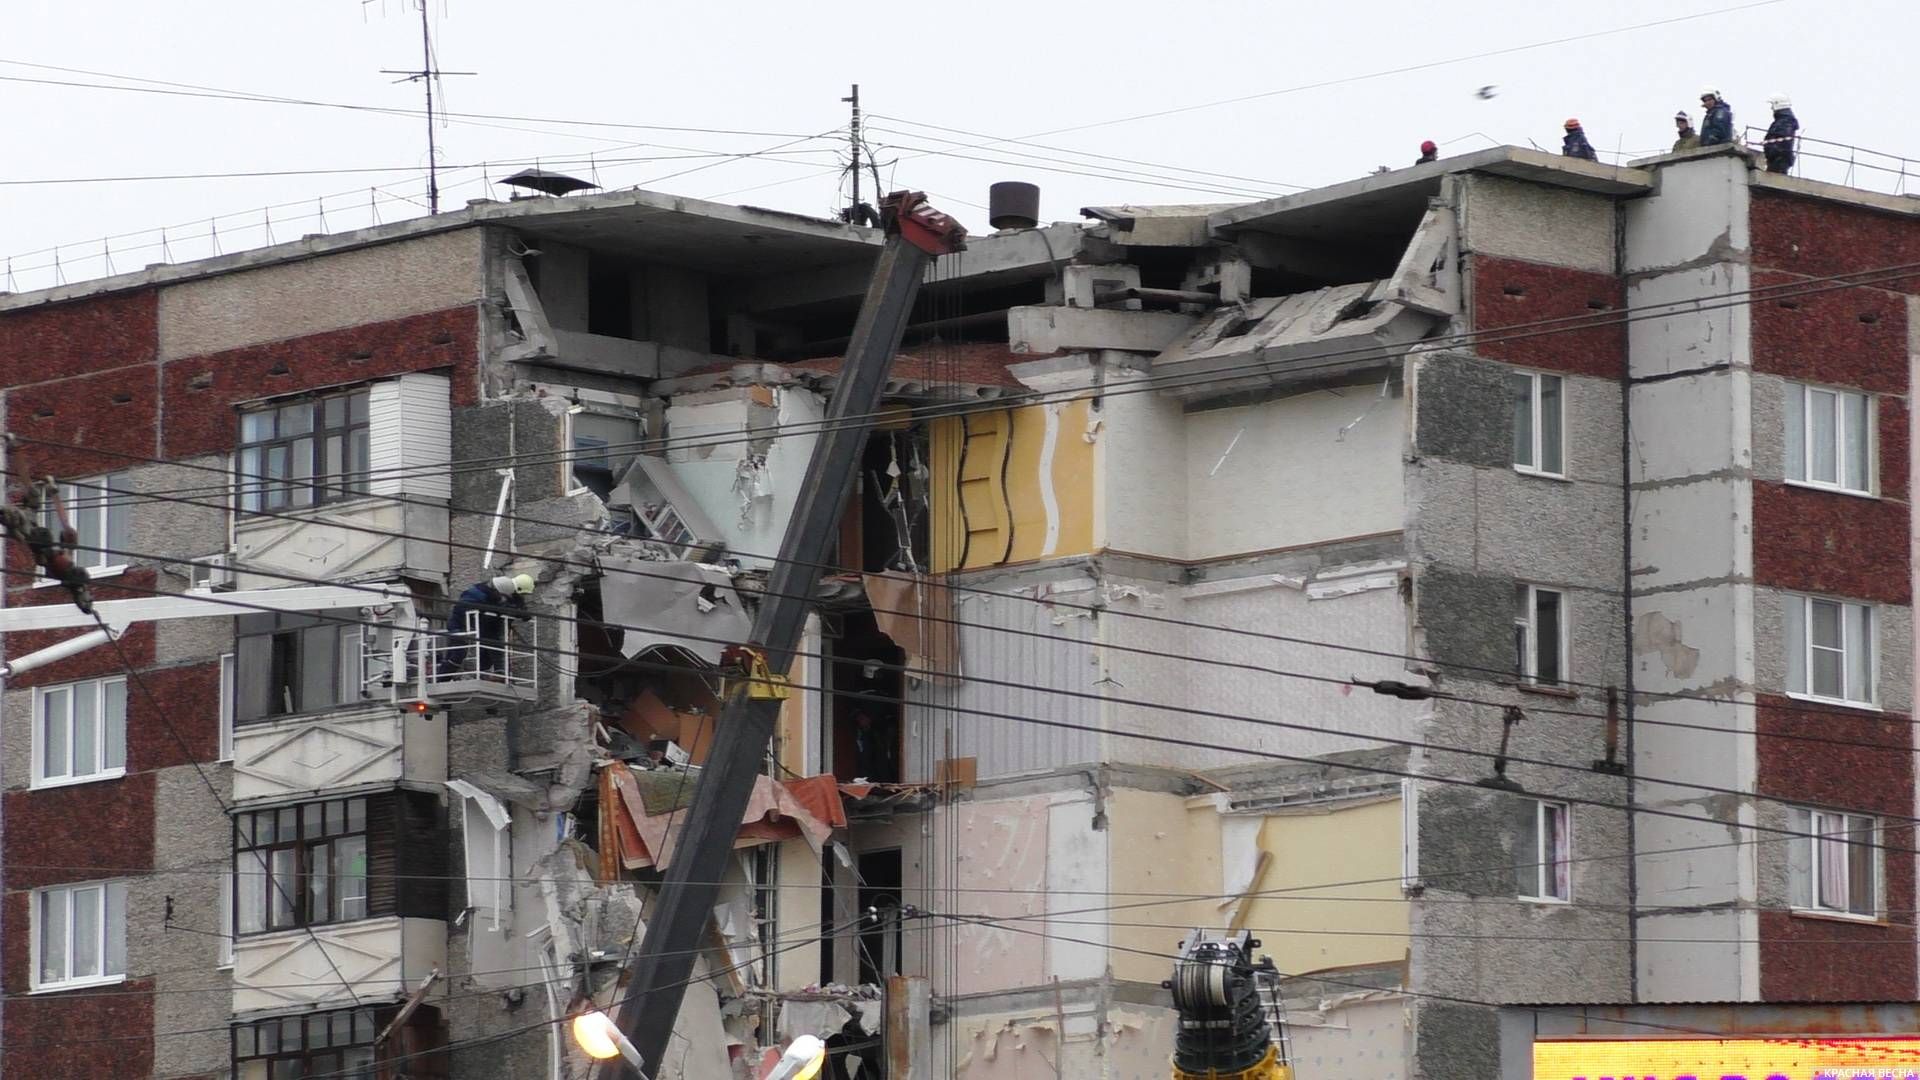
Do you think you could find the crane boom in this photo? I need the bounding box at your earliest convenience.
[597,192,965,1079]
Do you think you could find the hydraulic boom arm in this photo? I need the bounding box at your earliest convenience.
[597,193,965,1079]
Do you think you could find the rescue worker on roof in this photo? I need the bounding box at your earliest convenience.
[444,572,534,675]
[1699,87,1735,146]
[1416,140,1439,165]
[1561,118,1598,162]
[1673,110,1700,152]
[1763,94,1800,174]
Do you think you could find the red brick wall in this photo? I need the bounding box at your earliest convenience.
[1750,268,1909,393]
[0,289,157,387]
[160,305,478,459]
[1752,191,1920,293]
[1752,482,1910,604]
[3,771,156,891]
[5,363,162,480]
[1755,693,1917,1000]
[127,659,221,770]
[1468,255,1626,378]
[0,973,156,1077]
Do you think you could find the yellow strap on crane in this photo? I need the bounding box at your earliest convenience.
[722,647,791,701]
[1171,1044,1291,1080]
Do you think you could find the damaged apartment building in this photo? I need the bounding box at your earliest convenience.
[2,138,1919,1080]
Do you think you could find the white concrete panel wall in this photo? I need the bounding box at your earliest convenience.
[1102,574,1415,772]
[1289,997,1411,1080]
[1099,378,1406,563]
[1624,153,1758,1003]
[1182,391,1407,561]
[1043,796,1109,980]
[662,389,821,572]
[1098,379,1187,558]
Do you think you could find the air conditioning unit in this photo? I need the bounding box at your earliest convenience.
[188,553,235,593]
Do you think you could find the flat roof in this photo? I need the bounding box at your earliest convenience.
[0,186,883,313]
[1209,146,1654,240]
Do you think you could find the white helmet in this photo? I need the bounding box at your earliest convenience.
[1700,86,1721,101]
[1768,93,1792,110]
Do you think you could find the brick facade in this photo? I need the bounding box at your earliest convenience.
[1469,254,1626,379]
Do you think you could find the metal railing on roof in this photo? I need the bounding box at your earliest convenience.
[1741,127,1919,196]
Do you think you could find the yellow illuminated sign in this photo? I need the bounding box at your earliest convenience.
[1535,1037,1920,1080]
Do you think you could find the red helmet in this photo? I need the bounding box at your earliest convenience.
[1564,117,1583,130]
[1420,140,1438,153]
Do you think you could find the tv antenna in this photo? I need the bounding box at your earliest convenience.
[374,0,475,214]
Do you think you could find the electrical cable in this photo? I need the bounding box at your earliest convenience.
[0,148,849,187]
[13,561,1920,867]
[25,469,1920,747]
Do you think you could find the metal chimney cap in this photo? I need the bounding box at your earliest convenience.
[988,181,1040,230]
[500,169,600,197]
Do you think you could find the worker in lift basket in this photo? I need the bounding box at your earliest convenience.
[443,573,534,676]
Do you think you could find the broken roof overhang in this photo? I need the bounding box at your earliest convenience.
[1208,145,1652,241]
[602,762,848,870]
[597,556,751,667]
[1080,203,1244,248]
[1154,203,1460,401]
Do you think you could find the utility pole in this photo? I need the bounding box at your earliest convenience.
[841,85,878,227]
[378,0,474,214]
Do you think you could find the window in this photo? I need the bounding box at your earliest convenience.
[1513,584,1567,686]
[32,880,128,990]
[236,388,370,513]
[1789,807,1878,918]
[38,474,130,575]
[33,677,127,787]
[233,1006,378,1080]
[219,653,236,762]
[1517,800,1571,901]
[1510,371,1564,477]
[1786,382,1872,494]
[234,611,365,722]
[1785,594,1875,705]
[218,869,235,969]
[565,409,645,496]
[233,797,370,935]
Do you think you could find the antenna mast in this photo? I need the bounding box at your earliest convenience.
[378,0,475,215]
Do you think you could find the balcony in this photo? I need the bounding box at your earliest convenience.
[232,916,446,1014]
[231,703,446,803]
[232,498,449,591]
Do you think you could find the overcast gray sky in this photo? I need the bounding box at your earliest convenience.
[4,0,1913,293]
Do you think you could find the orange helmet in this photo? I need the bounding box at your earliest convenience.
[1564,118,1583,130]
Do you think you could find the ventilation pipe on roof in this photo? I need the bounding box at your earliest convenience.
[988,182,1040,230]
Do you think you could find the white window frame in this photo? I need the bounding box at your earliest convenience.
[1514,584,1569,687]
[1520,800,1572,903]
[217,869,235,969]
[1510,370,1566,479]
[1785,593,1877,707]
[563,406,647,496]
[1785,381,1875,496]
[1400,778,1422,890]
[218,652,236,763]
[34,474,130,584]
[31,676,128,789]
[30,880,128,992]
[1789,806,1880,919]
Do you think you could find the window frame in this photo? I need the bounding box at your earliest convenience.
[1509,370,1567,479]
[234,387,372,515]
[218,652,236,762]
[31,676,128,789]
[30,880,128,992]
[35,474,130,582]
[1519,800,1572,903]
[563,407,647,496]
[231,1005,380,1080]
[1785,593,1877,707]
[1785,381,1875,496]
[232,796,372,937]
[1513,584,1569,687]
[1789,806,1881,920]
[233,611,367,724]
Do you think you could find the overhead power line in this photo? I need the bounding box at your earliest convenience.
[22,561,1920,863]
